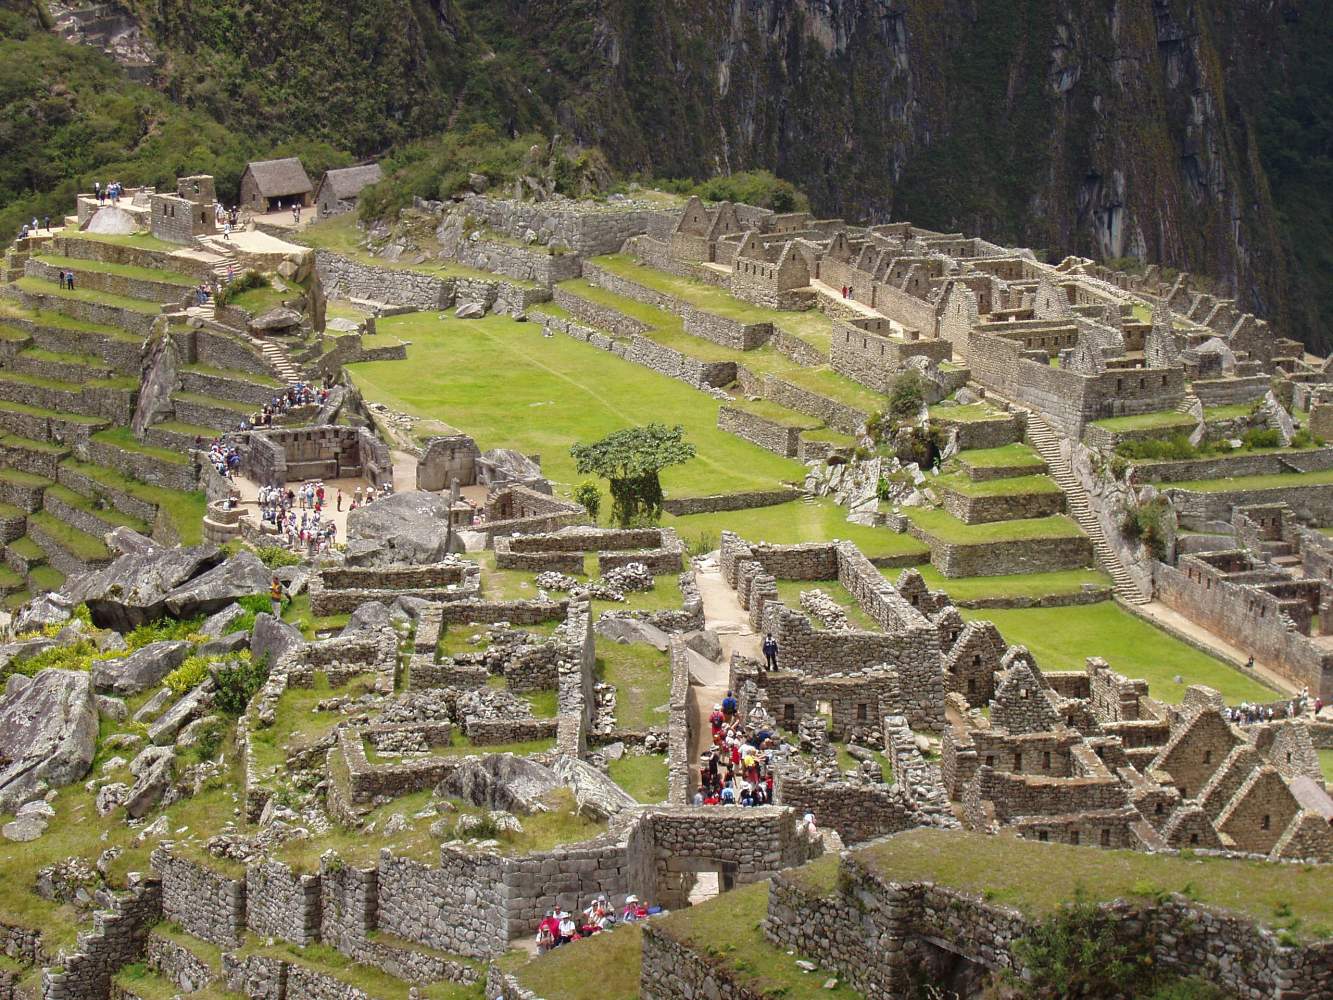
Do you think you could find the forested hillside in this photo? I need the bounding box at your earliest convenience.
[2,0,1329,350]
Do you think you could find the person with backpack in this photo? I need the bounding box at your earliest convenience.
[721,690,738,721]
[762,633,778,670]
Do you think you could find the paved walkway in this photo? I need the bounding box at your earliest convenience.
[1133,600,1297,696]
[808,278,886,320]
[687,556,762,792]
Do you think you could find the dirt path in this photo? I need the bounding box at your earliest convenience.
[1134,600,1297,696]
[686,556,762,792]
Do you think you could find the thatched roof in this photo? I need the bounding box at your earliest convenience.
[317,163,383,201]
[244,158,313,197]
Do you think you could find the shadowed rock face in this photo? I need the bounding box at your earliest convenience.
[345,490,454,566]
[162,551,271,618]
[62,543,224,631]
[436,755,562,815]
[0,669,99,812]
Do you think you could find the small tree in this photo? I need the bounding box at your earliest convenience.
[888,370,926,419]
[573,481,602,523]
[570,424,696,527]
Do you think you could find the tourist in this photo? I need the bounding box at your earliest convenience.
[66,271,75,291]
[762,633,778,670]
[269,575,284,617]
[42,216,49,232]
[94,181,101,203]
[336,490,343,512]
[535,912,558,953]
[620,896,647,923]
[721,690,737,721]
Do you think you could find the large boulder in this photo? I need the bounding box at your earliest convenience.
[595,616,670,651]
[91,640,193,696]
[12,593,73,635]
[250,306,303,332]
[341,601,391,637]
[250,613,304,667]
[162,551,271,619]
[62,544,224,631]
[0,670,99,812]
[552,757,638,819]
[435,755,561,815]
[345,491,454,566]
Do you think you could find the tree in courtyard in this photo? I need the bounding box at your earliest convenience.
[574,481,602,523]
[570,425,696,527]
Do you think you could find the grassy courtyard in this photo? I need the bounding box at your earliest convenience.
[895,564,1113,603]
[960,602,1276,704]
[346,312,805,499]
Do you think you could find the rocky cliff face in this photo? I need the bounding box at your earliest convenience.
[40,0,1333,350]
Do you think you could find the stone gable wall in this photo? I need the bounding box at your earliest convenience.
[152,847,246,948]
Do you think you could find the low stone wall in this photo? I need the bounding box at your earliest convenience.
[42,878,162,1000]
[50,235,211,279]
[939,484,1065,524]
[932,412,1024,449]
[758,374,867,434]
[1164,482,1333,526]
[308,561,483,615]
[81,438,200,493]
[3,284,158,337]
[1192,375,1270,407]
[623,333,737,388]
[775,770,913,845]
[553,285,651,337]
[466,717,559,745]
[661,488,801,516]
[178,367,280,407]
[908,527,1094,578]
[376,850,508,959]
[316,251,450,310]
[453,238,583,287]
[667,641,692,804]
[152,846,246,948]
[246,860,321,946]
[0,370,133,424]
[0,437,65,480]
[1136,448,1333,484]
[717,406,803,457]
[144,929,216,992]
[187,328,275,378]
[641,922,771,1000]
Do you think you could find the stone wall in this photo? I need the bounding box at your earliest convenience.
[50,235,211,279]
[42,878,162,1000]
[246,860,321,946]
[716,406,803,457]
[24,258,189,306]
[1132,448,1333,485]
[1164,482,1333,526]
[774,770,913,845]
[830,324,953,393]
[151,846,246,948]
[640,923,773,1000]
[910,529,1094,578]
[376,850,507,959]
[940,484,1065,524]
[461,195,672,257]
[453,238,584,287]
[660,488,802,516]
[315,251,449,310]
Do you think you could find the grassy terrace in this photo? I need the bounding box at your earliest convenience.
[347,313,805,497]
[0,431,67,455]
[297,214,538,288]
[226,281,289,316]
[0,397,104,425]
[589,252,835,353]
[665,497,930,562]
[45,483,149,533]
[34,253,196,286]
[20,345,110,370]
[961,603,1275,704]
[171,389,256,415]
[92,427,191,465]
[858,828,1333,939]
[1163,467,1333,493]
[653,880,863,999]
[29,510,110,561]
[1204,403,1256,421]
[927,403,1012,423]
[724,395,823,428]
[0,299,142,341]
[772,579,879,631]
[512,925,642,1000]
[957,442,1046,470]
[182,363,284,388]
[894,564,1112,602]
[1320,749,1333,784]
[60,459,206,545]
[934,472,1063,498]
[553,278,884,413]
[1088,410,1196,432]
[903,507,1085,543]
[606,754,669,803]
[14,275,163,314]
[596,640,671,730]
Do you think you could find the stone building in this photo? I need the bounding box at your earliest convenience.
[314,163,383,219]
[148,175,219,245]
[239,157,313,214]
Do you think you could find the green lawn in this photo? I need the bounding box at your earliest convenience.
[957,443,1046,470]
[59,459,207,546]
[960,602,1276,704]
[606,754,669,803]
[665,497,929,562]
[14,275,163,314]
[859,828,1333,939]
[904,507,1085,543]
[934,472,1063,498]
[894,565,1112,602]
[1164,468,1333,493]
[347,313,806,498]
[1088,411,1196,432]
[35,253,196,286]
[29,511,110,561]
[928,403,1010,423]
[1319,748,1333,784]
[723,396,823,429]
[654,881,863,999]
[513,923,642,1000]
[596,640,671,730]
[0,298,142,342]
[1203,404,1255,421]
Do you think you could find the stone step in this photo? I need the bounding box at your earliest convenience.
[3,535,47,576]
[27,510,113,577]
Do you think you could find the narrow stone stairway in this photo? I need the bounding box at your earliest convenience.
[1024,412,1151,604]
[243,331,303,385]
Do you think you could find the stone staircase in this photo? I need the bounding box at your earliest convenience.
[1024,412,1151,604]
[242,330,302,385]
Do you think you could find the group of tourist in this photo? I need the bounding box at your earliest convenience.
[206,438,242,479]
[694,691,779,807]
[1226,688,1317,725]
[54,269,76,291]
[534,894,659,952]
[257,482,338,554]
[250,381,331,428]
[93,181,126,205]
[193,284,212,307]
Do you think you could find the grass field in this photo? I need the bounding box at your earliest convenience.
[1088,410,1197,432]
[596,640,671,730]
[1164,468,1333,493]
[665,498,930,561]
[513,924,642,1000]
[860,828,1333,937]
[347,313,805,498]
[956,443,1046,470]
[895,565,1112,602]
[1320,748,1333,784]
[960,602,1276,704]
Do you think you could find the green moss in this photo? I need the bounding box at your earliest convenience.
[1164,468,1333,493]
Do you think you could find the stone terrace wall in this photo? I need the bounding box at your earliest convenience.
[667,641,691,804]
[538,310,738,389]
[641,923,773,1000]
[461,195,672,256]
[151,846,246,948]
[315,251,448,310]
[717,406,803,457]
[376,850,508,959]
[43,878,162,1000]
[246,860,321,946]
[453,239,584,287]
[1164,482,1333,526]
[775,770,914,845]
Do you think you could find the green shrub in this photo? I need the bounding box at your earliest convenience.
[1289,428,1323,449]
[180,717,226,765]
[215,270,268,307]
[163,655,213,695]
[226,594,273,636]
[1115,434,1198,461]
[573,481,602,523]
[1,636,118,683]
[1008,895,1154,998]
[254,545,302,569]
[649,169,808,212]
[211,653,268,715]
[1120,498,1171,560]
[686,529,718,558]
[1241,427,1282,449]
[888,371,926,419]
[126,615,205,651]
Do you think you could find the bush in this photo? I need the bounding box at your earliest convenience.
[1120,498,1171,560]
[1115,434,1198,461]
[254,545,302,569]
[126,615,205,651]
[226,594,275,636]
[1289,427,1323,449]
[215,270,268,307]
[888,371,926,419]
[650,169,809,212]
[211,653,268,715]
[1008,895,1155,998]
[163,655,213,695]
[180,717,226,765]
[1241,427,1282,449]
[573,481,602,523]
